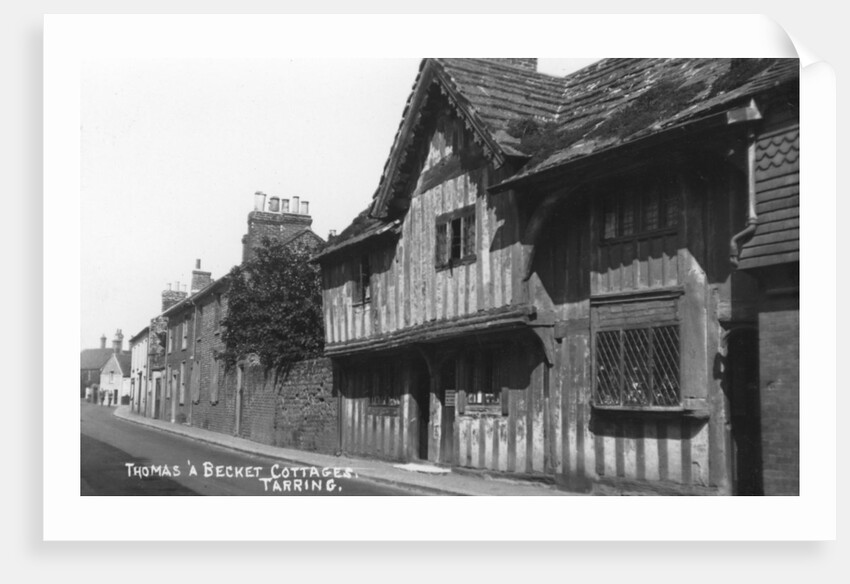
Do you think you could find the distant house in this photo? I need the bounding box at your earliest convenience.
[142,193,325,432]
[129,326,149,414]
[99,350,132,405]
[313,58,799,495]
[80,330,127,399]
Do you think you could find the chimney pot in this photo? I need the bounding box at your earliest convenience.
[301,201,310,215]
[281,198,290,213]
[292,196,300,214]
[268,196,280,213]
[253,191,267,212]
[100,334,107,349]
[195,259,201,270]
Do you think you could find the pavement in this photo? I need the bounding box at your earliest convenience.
[112,406,581,496]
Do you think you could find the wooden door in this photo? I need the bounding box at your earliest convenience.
[153,377,161,419]
[416,364,430,460]
[439,359,456,464]
[728,328,762,495]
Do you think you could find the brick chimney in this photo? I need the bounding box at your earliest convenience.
[162,282,188,312]
[112,329,124,353]
[485,58,537,72]
[241,192,314,264]
[191,259,213,294]
[100,334,107,349]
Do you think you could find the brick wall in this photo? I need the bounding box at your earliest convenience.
[219,359,339,454]
[273,358,337,453]
[242,211,314,264]
[186,284,337,454]
[758,293,799,495]
[189,286,234,435]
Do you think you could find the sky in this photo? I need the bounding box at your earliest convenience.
[80,58,598,349]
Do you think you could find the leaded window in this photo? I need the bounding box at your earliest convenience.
[594,324,680,407]
[602,181,679,241]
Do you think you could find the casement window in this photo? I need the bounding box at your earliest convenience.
[167,327,174,353]
[464,349,500,406]
[369,365,399,407]
[213,294,222,333]
[182,315,189,350]
[602,182,679,241]
[593,323,681,408]
[354,255,371,305]
[179,361,186,405]
[435,205,476,269]
[210,358,221,405]
[196,305,203,340]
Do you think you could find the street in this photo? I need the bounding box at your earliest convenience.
[80,401,412,496]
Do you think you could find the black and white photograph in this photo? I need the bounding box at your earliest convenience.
[78,53,801,498]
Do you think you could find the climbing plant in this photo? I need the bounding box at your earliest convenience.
[220,236,324,373]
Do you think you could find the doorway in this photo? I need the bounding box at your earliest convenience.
[153,376,161,420]
[727,328,762,495]
[415,361,430,460]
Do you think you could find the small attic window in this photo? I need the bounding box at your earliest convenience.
[354,254,371,305]
[435,205,476,270]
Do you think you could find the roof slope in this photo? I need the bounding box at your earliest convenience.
[80,348,115,370]
[330,57,798,257]
[116,353,132,377]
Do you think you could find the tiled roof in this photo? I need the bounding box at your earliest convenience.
[509,58,799,179]
[80,348,116,371]
[312,206,401,261]
[116,353,132,377]
[332,58,799,257]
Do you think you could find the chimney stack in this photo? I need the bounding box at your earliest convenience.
[243,192,315,264]
[191,259,213,293]
[112,329,124,353]
[100,334,107,349]
[162,283,188,312]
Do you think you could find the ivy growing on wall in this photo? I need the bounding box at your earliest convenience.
[220,236,324,374]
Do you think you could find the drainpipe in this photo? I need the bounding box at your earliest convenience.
[729,127,758,268]
[189,300,198,426]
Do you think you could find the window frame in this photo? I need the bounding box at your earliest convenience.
[179,361,186,405]
[351,254,372,306]
[435,205,477,270]
[182,314,189,350]
[368,363,400,409]
[600,180,680,244]
[592,321,682,411]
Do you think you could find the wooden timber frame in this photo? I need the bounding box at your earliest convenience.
[333,322,555,472]
[318,59,799,494]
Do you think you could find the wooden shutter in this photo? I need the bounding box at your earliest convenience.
[191,361,201,403]
[210,359,219,404]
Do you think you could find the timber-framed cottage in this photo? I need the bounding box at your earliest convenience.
[313,58,800,495]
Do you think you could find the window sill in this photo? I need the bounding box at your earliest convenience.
[600,227,677,245]
[353,300,372,309]
[591,404,709,419]
[435,255,477,273]
[462,404,504,417]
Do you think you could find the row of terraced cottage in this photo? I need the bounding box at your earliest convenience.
[129,58,800,496]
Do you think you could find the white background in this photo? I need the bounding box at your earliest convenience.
[4,1,844,582]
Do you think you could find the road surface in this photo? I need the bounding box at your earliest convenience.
[80,401,413,496]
